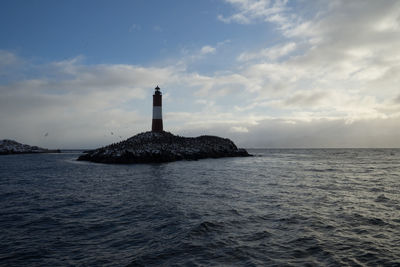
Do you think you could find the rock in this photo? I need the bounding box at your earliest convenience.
[0,139,61,155]
[77,131,251,164]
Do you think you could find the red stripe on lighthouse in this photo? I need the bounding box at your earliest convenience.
[152,119,163,132]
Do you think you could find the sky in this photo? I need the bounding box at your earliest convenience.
[1,0,400,149]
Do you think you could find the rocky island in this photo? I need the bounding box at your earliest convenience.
[0,139,60,155]
[77,131,251,164]
[79,86,251,164]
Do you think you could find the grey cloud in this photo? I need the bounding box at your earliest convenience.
[0,50,26,80]
[223,0,400,120]
[181,117,400,148]
[2,0,400,149]
[0,50,20,66]
[0,57,184,148]
[283,91,328,107]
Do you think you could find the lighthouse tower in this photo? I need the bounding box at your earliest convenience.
[152,86,163,132]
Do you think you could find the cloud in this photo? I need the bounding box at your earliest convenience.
[218,0,290,26]
[230,126,249,133]
[173,117,400,148]
[178,44,219,65]
[394,95,400,104]
[129,24,141,32]
[218,13,251,24]
[0,52,258,148]
[237,42,296,62]
[1,47,400,148]
[2,1,400,148]
[0,55,183,148]
[240,117,400,148]
[153,25,162,32]
[0,50,20,66]
[0,50,25,79]
[282,91,329,108]
[222,0,400,116]
[200,45,216,55]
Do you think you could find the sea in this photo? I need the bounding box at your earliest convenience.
[0,149,399,266]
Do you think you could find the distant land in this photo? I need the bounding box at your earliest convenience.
[78,131,251,164]
[0,139,60,155]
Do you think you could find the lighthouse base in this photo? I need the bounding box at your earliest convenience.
[152,119,163,132]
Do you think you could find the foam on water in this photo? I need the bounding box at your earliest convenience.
[0,149,400,266]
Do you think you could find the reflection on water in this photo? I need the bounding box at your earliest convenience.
[0,149,399,266]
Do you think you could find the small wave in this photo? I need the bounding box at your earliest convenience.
[189,221,225,236]
[277,214,308,225]
[19,216,62,229]
[348,213,388,227]
[304,168,337,172]
[227,208,241,216]
[241,231,272,242]
[292,245,329,259]
[352,227,369,234]
[288,236,319,246]
[2,149,400,266]
[367,218,387,226]
[369,187,382,192]
[375,194,389,202]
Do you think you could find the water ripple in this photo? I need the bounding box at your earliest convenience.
[0,149,400,265]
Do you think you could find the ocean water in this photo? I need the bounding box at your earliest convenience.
[0,149,399,266]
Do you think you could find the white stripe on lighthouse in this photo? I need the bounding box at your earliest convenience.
[153,106,162,119]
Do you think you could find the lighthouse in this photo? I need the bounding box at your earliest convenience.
[152,85,163,132]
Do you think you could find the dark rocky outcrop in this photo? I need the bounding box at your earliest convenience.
[77,131,251,164]
[0,139,60,155]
